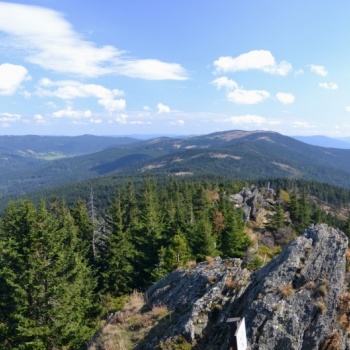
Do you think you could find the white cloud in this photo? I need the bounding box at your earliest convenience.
[37,79,126,113]
[220,114,280,126]
[225,114,267,125]
[143,106,151,111]
[115,114,128,124]
[227,89,270,104]
[98,99,126,113]
[0,63,30,95]
[345,106,350,112]
[118,59,187,80]
[169,119,185,126]
[157,103,171,113]
[319,82,338,90]
[0,2,188,80]
[211,76,238,90]
[38,79,124,99]
[52,107,92,119]
[213,50,292,76]
[310,64,328,76]
[293,121,314,128]
[0,112,21,122]
[90,118,103,124]
[34,114,48,125]
[276,92,295,104]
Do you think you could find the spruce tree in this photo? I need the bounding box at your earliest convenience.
[220,201,250,259]
[0,200,95,349]
[101,195,135,296]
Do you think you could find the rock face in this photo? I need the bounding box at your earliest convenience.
[144,224,349,349]
[239,224,348,350]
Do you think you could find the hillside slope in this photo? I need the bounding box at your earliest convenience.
[4,130,350,197]
[90,224,350,350]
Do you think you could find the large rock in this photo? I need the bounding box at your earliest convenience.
[143,224,349,349]
[238,224,348,350]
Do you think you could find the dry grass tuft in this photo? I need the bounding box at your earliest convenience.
[88,291,169,350]
[205,256,215,265]
[187,260,197,268]
[224,279,239,290]
[279,284,295,299]
[320,330,341,350]
[339,292,350,333]
[317,300,327,314]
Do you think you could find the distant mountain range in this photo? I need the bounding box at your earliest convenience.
[2,130,350,198]
[292,135,350,149]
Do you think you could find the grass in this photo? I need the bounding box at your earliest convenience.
[279,284,295,299]
[88,291,170,350]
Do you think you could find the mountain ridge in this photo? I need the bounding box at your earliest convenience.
[3,130,350,197]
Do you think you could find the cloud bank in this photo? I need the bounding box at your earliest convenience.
[0,2,188,80]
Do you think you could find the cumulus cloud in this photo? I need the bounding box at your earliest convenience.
[157,103,171,113]
[276,92,295,104]
[310,64,328,76]
[98,98,126,113]
[52,107,92,119]
[319,82,338,90]
[37,79,126,113]
[169,119,185,126]
[118,59,187,80]
[211,76,238,90]
[213,50,292,76]
[0,2,188,80]
[89,118,103,124]
[220,114,280,126]
[38,79,124,99]
[227,89,270,105]
[115,114,128,124]
[211,75,270,105]
[345,106,350,113]
[0,63,30,95]
[293,121,314,128]
[0,112,21,122]
[34,114,48,125]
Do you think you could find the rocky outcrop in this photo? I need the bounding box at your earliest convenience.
[143,224,349,349]
[239,224,348,350]
[230,186,275,222]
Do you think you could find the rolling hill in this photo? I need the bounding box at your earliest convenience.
[2,130,350,199]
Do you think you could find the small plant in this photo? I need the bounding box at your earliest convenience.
[339,292,350,332]
[187,260,197,268]
[320,330,341,350]
[224,279,238,290]
[207,275,217,284]
[304,281,316,290]
[279,284,295,299]
[206,256,215,265]
[316,279,329,298]
[317,300,327,314]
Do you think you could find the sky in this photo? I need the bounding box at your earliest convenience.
[1,1,350,137]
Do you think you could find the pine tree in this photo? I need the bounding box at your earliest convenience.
[0,200,95,349]
[220,202,251,259]
[164,233,191,272]
[133,178,163,287]
[191,218,218,261]
[100,195,135,296]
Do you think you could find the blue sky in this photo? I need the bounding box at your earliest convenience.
[0,0,350,136]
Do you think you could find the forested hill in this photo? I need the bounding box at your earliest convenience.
[2,177,350,349]
[3,130,350,198]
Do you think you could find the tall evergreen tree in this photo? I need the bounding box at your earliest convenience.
[100,195,135,296]
[0,200,95,349]
[220,200,250,259]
